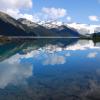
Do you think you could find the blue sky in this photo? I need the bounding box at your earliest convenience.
[31,0,100,24]
[0,0,100,24]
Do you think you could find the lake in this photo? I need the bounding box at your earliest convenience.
[0,38,100,100]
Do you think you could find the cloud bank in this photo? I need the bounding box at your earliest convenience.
[0,0,37,22]
[0,0,32,10]
[42,7,67,20]
[0,0,69,22]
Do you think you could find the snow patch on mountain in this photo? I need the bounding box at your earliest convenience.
[39,21,100,35]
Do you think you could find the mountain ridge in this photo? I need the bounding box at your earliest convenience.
[0,11,100,38]
[0,11,80,37]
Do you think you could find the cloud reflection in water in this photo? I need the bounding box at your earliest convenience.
[0,54,33,89]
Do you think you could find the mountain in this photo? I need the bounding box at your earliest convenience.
[41,22,80,37]
[41,21,94,38]
[0,11,36,36]
[17,18,58,36]
[44,22,100,38]
[0,11,99,38]
[48,25,80,37]
[18,18,81,37]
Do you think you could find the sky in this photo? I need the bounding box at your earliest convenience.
[0,0,100,24]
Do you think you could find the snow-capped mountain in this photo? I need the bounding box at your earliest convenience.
[18,18,39,27]
[18,19,80,37]
[39,21,100,33]
[0,11,100,38]
[39,20,63,29]
[40,21,100,37]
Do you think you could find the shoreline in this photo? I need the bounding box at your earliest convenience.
[0,36,91,39]
[0,36,100,41]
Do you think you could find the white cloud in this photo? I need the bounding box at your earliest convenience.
[65,52,71,57]
[0,1,70,22]
[43,54,66,65]
[0,0,32,10]
[42,7,67,20]
[87,52,98,58]
[89,16,99,22]
[5,8,39,22]
[66,16,71,22]
[0,62,33,89]
[20,13,39,22]
[0,54,33,89]
[0,0,40,22]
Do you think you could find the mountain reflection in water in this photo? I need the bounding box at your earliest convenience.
[0,38,100,100]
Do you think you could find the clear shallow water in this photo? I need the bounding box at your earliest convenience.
[0,38,100,100]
